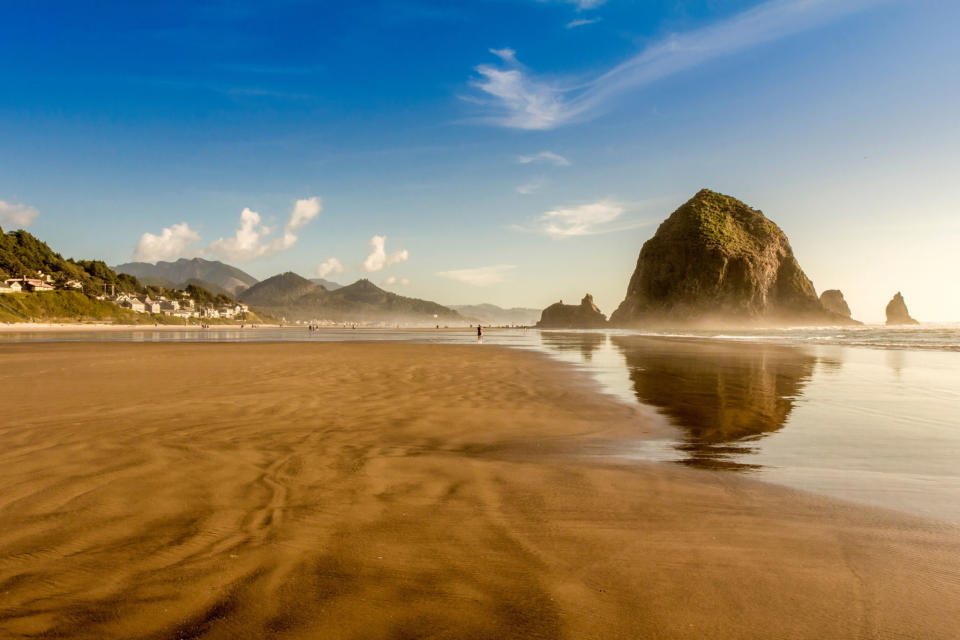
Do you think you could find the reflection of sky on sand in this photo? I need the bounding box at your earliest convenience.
[3,326,959,522]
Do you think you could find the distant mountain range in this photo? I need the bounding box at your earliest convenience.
[450,303,541,326]
[310,278,343,290]
[239,272,464,324]
[114,258,534,325]
[114,258,259,296]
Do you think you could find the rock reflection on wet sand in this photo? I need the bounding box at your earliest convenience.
[610,336,835,470]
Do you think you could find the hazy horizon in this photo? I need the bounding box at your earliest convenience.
[2,0,958,322]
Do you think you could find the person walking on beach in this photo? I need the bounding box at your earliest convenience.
[477,324,483,344]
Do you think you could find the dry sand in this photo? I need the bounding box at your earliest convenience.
[1,342,959,639]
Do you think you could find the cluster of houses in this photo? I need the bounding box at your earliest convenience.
[0,273,84,294]
[110,293,249,320]
[0,270,249,320]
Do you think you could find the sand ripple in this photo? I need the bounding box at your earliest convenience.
[1,343,959,639]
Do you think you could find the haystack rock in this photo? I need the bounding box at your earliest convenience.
[537,294,607,329]
[819,289,852,318]
[610,189,857,327]
[885,292,919,325]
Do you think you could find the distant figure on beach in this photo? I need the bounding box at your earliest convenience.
[477,324,483,344]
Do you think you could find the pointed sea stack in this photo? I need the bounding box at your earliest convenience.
[536,294,607,329]
[610,189,857,328]
[819,290,852,319]
[885,292,919,325]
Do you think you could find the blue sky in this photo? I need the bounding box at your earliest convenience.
[0,0,957,320]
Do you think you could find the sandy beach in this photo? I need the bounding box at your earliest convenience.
[2,342,959,639]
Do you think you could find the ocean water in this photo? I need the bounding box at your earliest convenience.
[3,324,959,522]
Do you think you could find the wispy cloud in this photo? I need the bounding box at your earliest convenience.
[0,199,39,228]
[382,275,410,287]
[437,265,516,286]
[133,222,201,262]
[566,18,600,29]
[537,200,624,237]
[515,197,668,236]
[470,61,565,130]
[516,180,544,195]
[517,151,570,166]
[547,0,606,9]
[363,235,409,272]
[317,257,345,279]
[489,47,517,63]
[472,0,881,129]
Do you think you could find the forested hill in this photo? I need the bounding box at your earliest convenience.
[0,226,142,295]
[0,226,245,324]
[114,258,258,296]
[239,273,464,324]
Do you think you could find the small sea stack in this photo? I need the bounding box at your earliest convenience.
[537,294,607,329]
[819,289,852,319]
[885,292,920,325]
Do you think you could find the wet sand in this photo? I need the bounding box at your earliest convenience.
[1,343,959,639]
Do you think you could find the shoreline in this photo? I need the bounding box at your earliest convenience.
[0,321,278,332]
[0,322,494,333]
[2,342,959,638]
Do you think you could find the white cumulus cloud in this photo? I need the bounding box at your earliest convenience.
[363,235,409,272]
[473,0,881,129]
[207,208,274,262]
[207,197,322,263]
[0,200,39,228]
[317,257,345,278]
[288,196,322,233]
[517,151,570,166]
[437,264,516,286]
[133,222,201,262]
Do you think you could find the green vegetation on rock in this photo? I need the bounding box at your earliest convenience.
[610,189,857,327]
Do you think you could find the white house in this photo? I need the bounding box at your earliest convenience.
[8,277,55,292]
[119,298,146,313]
[0,280,23,294]
[64,280,84,290]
